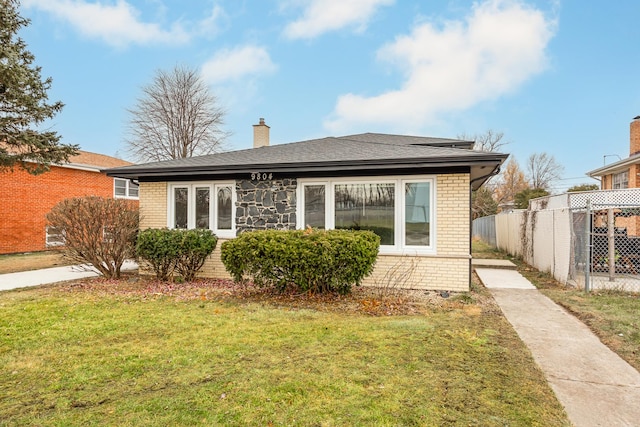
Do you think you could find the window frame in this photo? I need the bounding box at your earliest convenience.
[167,181,236,238]
[114,178,139,199]
[612,170,629,189]
[45,226,65,247]
[297,175,437,255]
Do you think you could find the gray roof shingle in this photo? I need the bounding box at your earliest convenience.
[105,132,507,188]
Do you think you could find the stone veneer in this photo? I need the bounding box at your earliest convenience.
[235,179,297,233]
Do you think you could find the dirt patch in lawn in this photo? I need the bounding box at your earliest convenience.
[0,250,73,274]
[50,274,501,317]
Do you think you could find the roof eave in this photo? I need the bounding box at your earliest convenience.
[105,154,508,180]
[587,155,640,177]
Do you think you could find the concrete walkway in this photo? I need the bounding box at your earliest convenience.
[476,267,640,427]
[0,260,138,292]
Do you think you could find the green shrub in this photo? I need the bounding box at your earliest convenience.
[220,229,380,294]
[136,228,218,281]
[174,229,218,282]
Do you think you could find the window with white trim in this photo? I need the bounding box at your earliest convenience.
[298,176,435,253]
[46,226,65,247]
[612,171,629,189]
[168,182,235,238]
[114,178,139,199]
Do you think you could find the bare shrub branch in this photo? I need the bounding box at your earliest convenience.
[46,197,139,278]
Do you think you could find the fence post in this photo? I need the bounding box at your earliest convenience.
[585,199,591,293]
[608,208,615,282]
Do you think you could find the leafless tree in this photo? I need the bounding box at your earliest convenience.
[126,65,229,162]
[47,196,139,279]
[458,129,509,153]
[494,157,529,206]
[526,152,564,191]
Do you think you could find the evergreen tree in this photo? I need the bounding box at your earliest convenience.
[0,0,77,174]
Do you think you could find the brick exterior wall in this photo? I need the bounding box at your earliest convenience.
[139,173,472,291]
[139,182,168,229]
[630,118,640,156]
[0,166,125,254]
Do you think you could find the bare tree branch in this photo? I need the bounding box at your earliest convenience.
[458,129,509,153]
[526,152,564,191]
[126,65,230,162]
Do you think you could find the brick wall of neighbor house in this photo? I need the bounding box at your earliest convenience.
[0,166,119,254]
[139,174,472,290]
[361,173,471,291]
[630,117,640,156]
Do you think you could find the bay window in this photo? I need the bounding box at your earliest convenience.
[298,176,435,253]
[168,182,235,238]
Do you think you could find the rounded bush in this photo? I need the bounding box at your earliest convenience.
[137,228,218,281]
[220,229,380,294]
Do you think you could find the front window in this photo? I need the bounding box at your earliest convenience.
[299,176,435,253]
[335,183,395,245]
[114,178,139,199]
[613,171,629,189]
[169,182,235,237]
[405,181,431,246]
[304,185,326,229]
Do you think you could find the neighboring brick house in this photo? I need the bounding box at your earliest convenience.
[0,151,137,255]
[587,116,640,237]
[106,119,507,291]
[588,116,640,190]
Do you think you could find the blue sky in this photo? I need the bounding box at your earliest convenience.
[19,0,640,192]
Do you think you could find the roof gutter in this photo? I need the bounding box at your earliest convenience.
[105,154,508,179]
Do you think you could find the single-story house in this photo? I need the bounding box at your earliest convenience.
[0,150,137,254]
[105,119,507,291]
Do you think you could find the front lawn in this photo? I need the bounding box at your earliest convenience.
[0,279,569,426]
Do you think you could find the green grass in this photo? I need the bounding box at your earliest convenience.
[471,238,510,260]
[0,284,569,426]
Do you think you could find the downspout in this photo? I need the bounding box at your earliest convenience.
[468,165,502,289]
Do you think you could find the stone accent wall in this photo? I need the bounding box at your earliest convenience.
[235,179,297,233]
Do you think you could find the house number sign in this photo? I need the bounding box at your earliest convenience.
[251,172,273,181]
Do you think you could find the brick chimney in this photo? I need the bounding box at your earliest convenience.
[631,116,640,156]
[253,118,270,148]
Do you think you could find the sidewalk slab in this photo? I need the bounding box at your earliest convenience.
[472,258,517,270]
[0,261,138,292]
[475,268,535,289]
[483,273,640,427]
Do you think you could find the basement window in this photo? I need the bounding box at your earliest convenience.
[46,226,65,247]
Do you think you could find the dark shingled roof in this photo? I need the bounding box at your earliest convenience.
[105,133,507,189]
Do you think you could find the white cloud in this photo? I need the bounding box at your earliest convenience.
[324,0,556,132]
[283,0,394,40]
[21,0,220,48]
[200,45,277,85]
